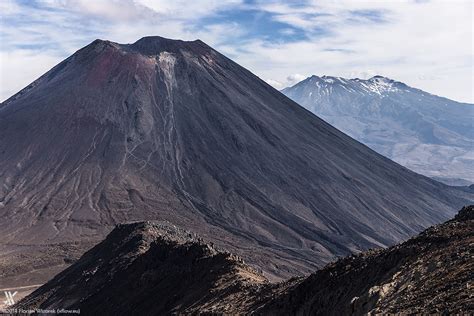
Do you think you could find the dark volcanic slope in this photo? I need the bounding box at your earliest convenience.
[16,206,474,315]
[14,222,273,315]
[262,205,474,315]
[0,36,472,280]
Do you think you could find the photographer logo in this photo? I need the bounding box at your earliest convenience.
[3,291,17,306]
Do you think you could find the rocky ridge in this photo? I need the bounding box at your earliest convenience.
[15,206,474,315]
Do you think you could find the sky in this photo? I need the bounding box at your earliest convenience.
[0,0,473,103]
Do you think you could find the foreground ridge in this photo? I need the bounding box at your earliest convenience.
[15,206,474,315]
[261,205,474,315]
[14,221,273,314]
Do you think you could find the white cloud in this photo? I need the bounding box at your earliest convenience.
[286,74,306,85]
[0,0,21,14]
[0,0,244,101]
[1,0,473,103]
[137,0,242,19]
[347,70,378,80]
[235,0,473,102]
[266,74,306,90]
[265,79,284,89]
[39,0,146,21]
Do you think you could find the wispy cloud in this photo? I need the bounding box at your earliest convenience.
[0,0,472,103]
[347,9,388,24]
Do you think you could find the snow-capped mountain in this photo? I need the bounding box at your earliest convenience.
[282,75,474,185]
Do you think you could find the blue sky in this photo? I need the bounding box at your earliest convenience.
[0,0,473,103]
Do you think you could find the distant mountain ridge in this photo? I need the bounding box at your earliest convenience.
[282,75,474,185]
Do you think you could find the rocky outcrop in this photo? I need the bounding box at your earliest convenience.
[261,205,474,315]
[16,206,474,315]
[14,221,275,315]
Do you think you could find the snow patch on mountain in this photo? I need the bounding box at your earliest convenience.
[282,75,474,185]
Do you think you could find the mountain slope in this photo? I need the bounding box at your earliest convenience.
[14,221,273,315]
[282,75,474,185]
[15,206,474,315]
[262,205,474,315]
[0,37,472,283]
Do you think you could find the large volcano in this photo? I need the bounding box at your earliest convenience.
[0,36,471,280]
